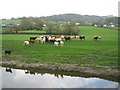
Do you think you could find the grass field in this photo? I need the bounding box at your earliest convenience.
[1,19,21,24]
[2,26,118,69]
[18,30,46,33]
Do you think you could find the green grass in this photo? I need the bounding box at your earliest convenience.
[2,27,12,33]
[2,26,118,69]
[1,19,21,24]
[19,30,46,33]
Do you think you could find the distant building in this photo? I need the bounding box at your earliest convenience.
[75,23,80,25]
[43,24,46,27]
[103,24,107,28]
[0,24,6,27]
[110,24,115,27]
[94,24,98,27]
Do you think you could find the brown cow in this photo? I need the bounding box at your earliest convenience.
[29,40,35,44]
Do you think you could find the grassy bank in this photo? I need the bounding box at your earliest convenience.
[2,26,119,78]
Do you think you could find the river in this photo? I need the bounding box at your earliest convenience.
[0,67,119,88]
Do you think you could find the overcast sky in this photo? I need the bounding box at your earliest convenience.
[0,0,119,19]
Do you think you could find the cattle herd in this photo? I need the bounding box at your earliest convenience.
[4,35,101,55]
[24,35,101,46]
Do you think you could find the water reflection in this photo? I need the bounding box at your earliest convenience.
[1,67,119,88]
[6,67,12,73]
[24,70,64,79]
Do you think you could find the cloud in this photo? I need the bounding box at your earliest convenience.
[0,0,119,19]
[1,67,118,88]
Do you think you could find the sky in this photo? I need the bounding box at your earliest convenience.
[0,0,119,19]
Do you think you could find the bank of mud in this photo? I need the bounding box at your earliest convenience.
[1,60,119,82]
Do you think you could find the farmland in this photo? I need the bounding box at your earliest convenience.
[2,26,118,66]
[1,26,119,81]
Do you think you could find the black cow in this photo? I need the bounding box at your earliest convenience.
[5,50,11,55]
[64,37,70,41]
[30,37,37,40]
[79,36,85,40]
[93,36,101,40]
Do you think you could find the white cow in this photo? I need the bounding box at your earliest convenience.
[54,41,59,46]
[60,41,64,47]
[40,36,46,44]
[24,41,29,46]
[55,38,62,42]
[98,36,101,39]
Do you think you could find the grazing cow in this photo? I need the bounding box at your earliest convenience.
[98,36,101,39]
[40,36,46,44]
[49,39,55,43]
[61,35,65,39]
[45,36,49,42]
[79,36,85,40]
[48,36,55,41]
[55,37,62,42]
[24,41,29,46]
[30,37,37,40]
[75,36,80,38]
[36,36,46,44]
[93,36,101,40]
[5,50,11,55]
[47,36,56,43]
[35,38,41,43]
[60,41,64,47]
[54,41,59,46]
[70,36,75,39]
[6,67,12,73]
[29,40,35,44]
[64,36,71,41]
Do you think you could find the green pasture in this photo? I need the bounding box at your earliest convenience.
[2,26,118,69]
[18,30,46,33]
[2,27,12,33]
[1,19,21,24]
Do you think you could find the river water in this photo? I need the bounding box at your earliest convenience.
[0,67,119,88]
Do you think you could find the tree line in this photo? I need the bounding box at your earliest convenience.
[11,17,80,35]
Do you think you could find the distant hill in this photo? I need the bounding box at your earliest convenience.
[39,14,114,23]
[1,14,117,25]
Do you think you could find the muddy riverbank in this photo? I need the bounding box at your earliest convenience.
[0,60,119,82]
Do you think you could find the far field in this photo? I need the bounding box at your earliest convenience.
[2,26,118,69]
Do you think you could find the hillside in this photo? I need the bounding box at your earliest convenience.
[1,14,116,24]
[40,14,114,23]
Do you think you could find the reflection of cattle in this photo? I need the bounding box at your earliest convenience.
[24,70,30,74]
[6,67,12,73]
[30,37,37,40]
[93,36,101,40]
[5,50,12,55]
[30,71,35,75]
[24,70,35,75]
[79,36,85,40]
